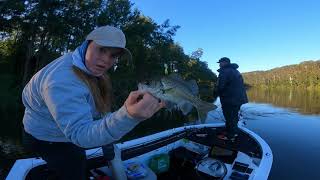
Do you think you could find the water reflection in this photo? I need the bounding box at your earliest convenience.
[247,88,320,115]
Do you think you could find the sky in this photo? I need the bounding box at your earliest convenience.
[130,0,320,73]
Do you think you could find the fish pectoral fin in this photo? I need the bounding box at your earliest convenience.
[197,103,218,123]
[164,101,175,110]
[179,102,194,115]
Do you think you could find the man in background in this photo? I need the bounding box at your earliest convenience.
[216,57,248,141]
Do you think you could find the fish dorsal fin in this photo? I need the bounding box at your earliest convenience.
[187,79,199,96]
[166,73,199,95]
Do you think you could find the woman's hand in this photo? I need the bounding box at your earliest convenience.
[124,90,165,120]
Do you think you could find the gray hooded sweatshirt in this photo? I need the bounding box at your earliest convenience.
[22,41,139,148]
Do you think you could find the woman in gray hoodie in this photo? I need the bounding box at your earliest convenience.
[22,26,165,180]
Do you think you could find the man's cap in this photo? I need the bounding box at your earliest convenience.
[217,57,231,63]
[86,25,132,61]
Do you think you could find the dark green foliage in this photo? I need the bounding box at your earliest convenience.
[0,0,217,137]
[243,60,320,89]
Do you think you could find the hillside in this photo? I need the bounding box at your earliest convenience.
[242,60,320,88]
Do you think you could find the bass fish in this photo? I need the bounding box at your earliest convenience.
[138,74,217,123]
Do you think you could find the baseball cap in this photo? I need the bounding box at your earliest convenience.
[86,25,132,61]
[217,57,230,63]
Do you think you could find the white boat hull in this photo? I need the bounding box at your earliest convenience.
[6,123,273,180]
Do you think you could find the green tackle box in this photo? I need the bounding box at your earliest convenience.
[148,154,170,174]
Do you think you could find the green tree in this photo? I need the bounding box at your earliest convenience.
[243,60,320,89]
[0,0,218,136]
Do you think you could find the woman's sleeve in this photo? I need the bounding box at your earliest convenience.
[43,82,140,148]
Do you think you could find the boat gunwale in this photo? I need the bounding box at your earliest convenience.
[5,123,273,180]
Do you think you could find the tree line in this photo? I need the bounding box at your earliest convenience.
[0,0,217,129]
[242,60,320,89]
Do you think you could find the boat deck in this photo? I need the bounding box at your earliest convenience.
[25,126,263,180]
[188,127,262,158]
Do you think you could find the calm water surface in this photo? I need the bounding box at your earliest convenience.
[1,88,320,179]
[244,88,320,180]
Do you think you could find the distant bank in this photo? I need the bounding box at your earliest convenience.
[242,60,320,89]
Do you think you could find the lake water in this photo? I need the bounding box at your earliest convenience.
[1,88,320,179]
[244,88,320,180]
